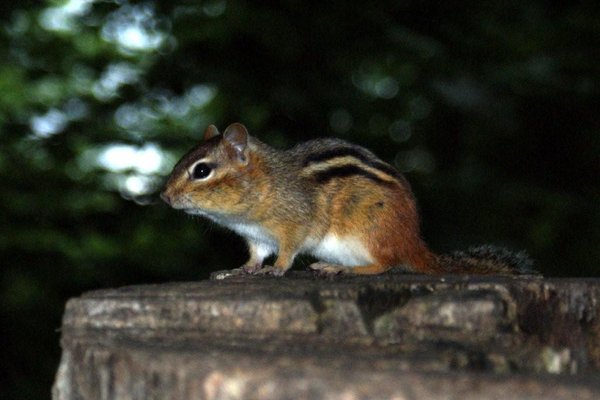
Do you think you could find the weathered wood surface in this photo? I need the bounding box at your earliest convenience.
[53,272,600,399]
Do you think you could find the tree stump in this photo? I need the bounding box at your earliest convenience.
[53,272,600,399]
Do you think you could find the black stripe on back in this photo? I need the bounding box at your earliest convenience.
[311,165,393,186]
[303,147,368,166]
[303,147,409,186]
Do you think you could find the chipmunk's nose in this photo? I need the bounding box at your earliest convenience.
[160,191,171,205]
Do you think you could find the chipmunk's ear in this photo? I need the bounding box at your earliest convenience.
[203,124,220,140]
[223,123,249,164]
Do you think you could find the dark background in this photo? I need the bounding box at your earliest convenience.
[1,0,598,398]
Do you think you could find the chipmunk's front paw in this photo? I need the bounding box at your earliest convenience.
[210,268,246,280]
[241,262,262,274]
[252,265,287,277]
[309,262,346,275]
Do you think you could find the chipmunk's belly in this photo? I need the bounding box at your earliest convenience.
[309,234,374,266]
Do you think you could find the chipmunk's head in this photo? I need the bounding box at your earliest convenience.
[161,123,256,216]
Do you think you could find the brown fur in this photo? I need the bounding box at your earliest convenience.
[161,123,534,276]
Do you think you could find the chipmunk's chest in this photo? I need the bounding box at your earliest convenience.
[212,215,277,248]
[228,221,274,244]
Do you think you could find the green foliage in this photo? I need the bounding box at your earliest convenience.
[0,0,599,398]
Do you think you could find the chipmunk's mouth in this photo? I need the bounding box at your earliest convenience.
[183,208,207,216]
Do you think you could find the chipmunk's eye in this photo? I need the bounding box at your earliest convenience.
[191,162,212,180]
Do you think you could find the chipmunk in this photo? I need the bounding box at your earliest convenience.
[161,123,534,277]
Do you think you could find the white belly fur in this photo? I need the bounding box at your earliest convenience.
[308,233,374,266]
[191,209,372,267]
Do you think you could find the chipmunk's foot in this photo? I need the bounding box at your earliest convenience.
[241,262,262,274]
[252,265,286,277]
[210,268,246,280]
[309,262,346,275]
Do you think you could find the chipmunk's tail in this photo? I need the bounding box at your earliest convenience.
[436,245,538,275]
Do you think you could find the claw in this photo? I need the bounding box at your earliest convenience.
[309,262,346,275]
[210,268,246,280]
[253,265,286,277]
[242,263,262,274]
